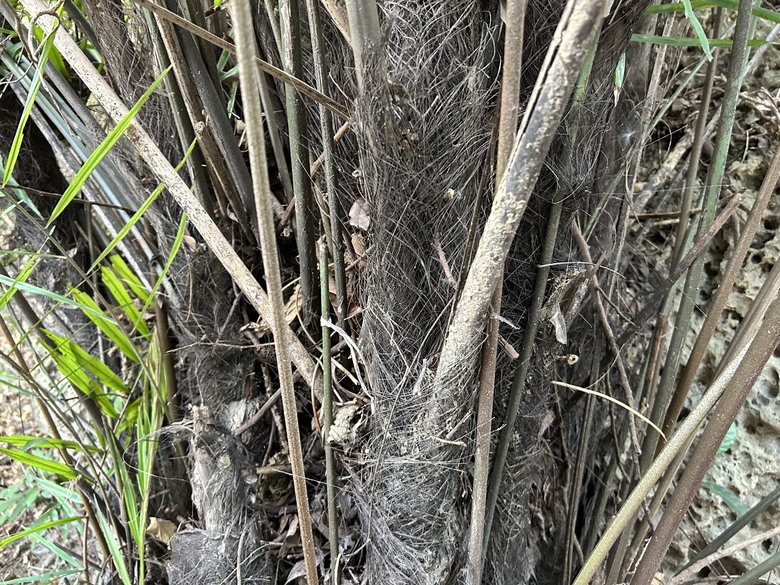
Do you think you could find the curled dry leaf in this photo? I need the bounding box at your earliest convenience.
[349,197,371,231]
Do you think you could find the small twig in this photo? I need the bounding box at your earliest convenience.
[233,388,282,437]
[669,523,780,584]
[433,232,457,288]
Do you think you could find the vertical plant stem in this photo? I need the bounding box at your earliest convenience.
[468,2,526,582]
[630,290,780,585]
[280,0,319,324]
[639,0,753,470]
[230,1,319,581]
[671,9,721,267]
[483,196,563,549]
[306,0,348,330]
[320,237,340,581]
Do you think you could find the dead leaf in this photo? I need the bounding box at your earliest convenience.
[349,197,370,230]
[146,517,177,546]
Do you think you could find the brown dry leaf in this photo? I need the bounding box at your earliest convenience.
[146,517,177,546]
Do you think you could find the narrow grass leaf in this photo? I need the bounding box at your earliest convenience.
[27,531,82,567]
[70,289,140,363]
[2,29,56,186]
[631,34,767,48]
[0,448,76,480]
[109,255,151,304]
[646,0,780,25]
[42,331,119,418]
[0,515,82,547]
[43,330,128,394]
[47,65,171,225]
[0,569,82,584]
[94,506,132,585]
[0,253,40,311]
[0,273,110,322]
[0,435,100,452]
[682,0,713,59]
[100,266,150,337]
[90,137,196,272]
[701,481,747,516]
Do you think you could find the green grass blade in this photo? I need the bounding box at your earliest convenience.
[0,253,41,311]
[109,255,150,304]
[43,330,128,394]
[0,569,82,584]
[0,515,82,547]
[2,30,56,186]
[70,289,140,363]
[0,273,109,322]
[701,481,747,516]
[682,0,713,59]
[47,65,172,225]
[0,435,100,452]
[647,0,780,25]
[89,137,197,272]
[631,34,768,48]
[94,506,132,585]
[100,266,150,338]
[42,331,119,418]
[0,448,76,480]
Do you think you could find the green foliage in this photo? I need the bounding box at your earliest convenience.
[701,481,747,516]
[47,65,172,225]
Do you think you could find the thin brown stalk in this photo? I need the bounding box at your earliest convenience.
[630,290,780,585]
[468,5,527,575]
[232,0,318,581]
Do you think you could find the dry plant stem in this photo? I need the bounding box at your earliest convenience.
[671,10,721,267]
[232,0,318,582]
[670,524,780,584]
[467,1,526,582]
[661,137,780,442]
[482,197,563,550]
[615,190,744,349]
[680,486,780,574]
[434,0,608,411]
[144,12,213,216]
[132,0,349,120]
[306,0,348,331]
[630,292,780,585]
[280,0,318,324]
[319,238,339,580]
[162,0,262,233]
[572,339,754,585]
[640,0,753,471]
[17,0,321,392]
